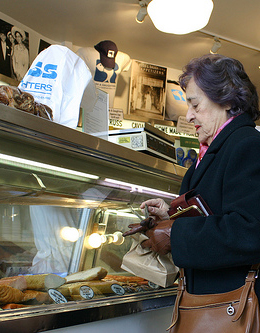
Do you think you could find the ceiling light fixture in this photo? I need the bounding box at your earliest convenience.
[147,0,214,35]
[210,37,221,54]
[136,0,148,24]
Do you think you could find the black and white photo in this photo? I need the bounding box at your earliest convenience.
[0,19,29,81]
[128,60,167,120]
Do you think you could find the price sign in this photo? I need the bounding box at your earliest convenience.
[48,289,68,304]
[148,281,160,289]
[79,286,94,299]
[111,284,125,296]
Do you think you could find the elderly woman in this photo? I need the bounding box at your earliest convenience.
[128,54,260,300]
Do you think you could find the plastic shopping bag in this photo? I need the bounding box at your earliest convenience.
[19,45,96,129]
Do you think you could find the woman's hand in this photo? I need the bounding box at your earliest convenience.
[140,198,170,222]
[122,217,157,237]
[141,219,173,255]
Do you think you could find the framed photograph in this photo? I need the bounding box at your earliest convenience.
[0,19,29,81]
[128,60,167,120]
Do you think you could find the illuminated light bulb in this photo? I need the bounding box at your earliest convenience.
[106,235,114,244]
[113,233,119,243]
[87,233,102,249]
[113,231,124,245]
[100,235,107,243]
[60,227,80,242]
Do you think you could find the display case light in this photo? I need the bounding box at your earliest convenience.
[104,178,178,199]
[107,209,140,218]
[112,231,124,245]
[147,0,214,35]
[0,153,99,180]
[86,232,125,249]
[86,233,102,249]
[60,227,81,242]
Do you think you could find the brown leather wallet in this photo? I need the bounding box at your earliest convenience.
[167,190,213,219]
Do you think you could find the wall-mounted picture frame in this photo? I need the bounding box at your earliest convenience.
[127,60,167,121]
[0,19,29,82]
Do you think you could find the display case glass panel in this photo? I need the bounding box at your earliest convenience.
[0,152,178,309]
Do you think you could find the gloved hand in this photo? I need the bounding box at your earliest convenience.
[122,217,157,237]
[141,219,173,255]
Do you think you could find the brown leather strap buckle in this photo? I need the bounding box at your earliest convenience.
[180,275,186,284]
[246,269,259,279]
[178,276,186,291]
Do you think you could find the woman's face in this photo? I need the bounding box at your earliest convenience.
[15,32,23,43]
[185,77,229,145]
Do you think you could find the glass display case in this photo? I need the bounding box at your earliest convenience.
[0,104,186,332]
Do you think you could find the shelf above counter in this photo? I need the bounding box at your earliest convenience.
[0,104,186,196]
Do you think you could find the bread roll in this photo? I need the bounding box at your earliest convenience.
[0,276,27,291]
[56,284,71,297]
[0,285,24,304]
[58,280,117,297]
[70,287,103,301]
[65,267,107,284]
[44,274,66,289]
[70,280,116,295]
[24,274,48,290]
[25,274,65,290]
[22,290,51,303]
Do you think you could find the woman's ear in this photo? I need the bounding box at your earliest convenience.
[225,104,232,112]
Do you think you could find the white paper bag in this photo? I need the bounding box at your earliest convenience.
[19,45,96,129]
[121,233,179,288]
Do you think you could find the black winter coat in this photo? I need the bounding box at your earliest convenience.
[171,113,260,299]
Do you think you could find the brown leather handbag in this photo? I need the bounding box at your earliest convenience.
[168,265,260,333]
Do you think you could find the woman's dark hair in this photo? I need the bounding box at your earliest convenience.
[179,54,260,121]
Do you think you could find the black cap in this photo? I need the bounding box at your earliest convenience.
[94,40,118,69]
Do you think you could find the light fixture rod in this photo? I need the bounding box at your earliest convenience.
[200,29,260,53]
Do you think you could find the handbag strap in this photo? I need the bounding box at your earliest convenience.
[232,263,260,322]
[167,265,260,331]
[167,268,185,330]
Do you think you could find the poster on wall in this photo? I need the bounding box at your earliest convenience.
[128,60,167,120]
[0,19,29,81]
